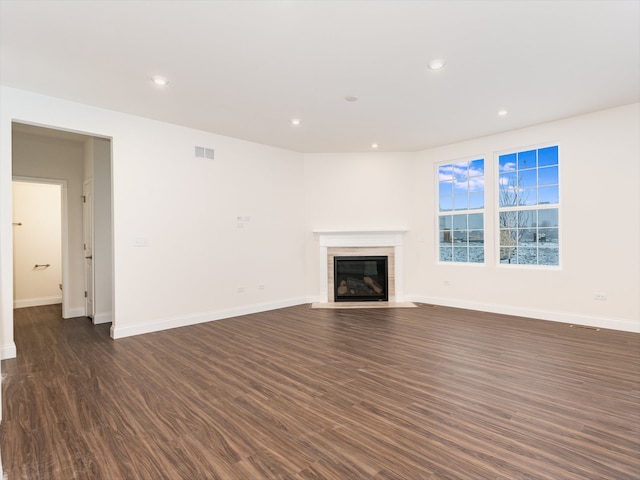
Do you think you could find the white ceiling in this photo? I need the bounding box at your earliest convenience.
[1,0,638,153]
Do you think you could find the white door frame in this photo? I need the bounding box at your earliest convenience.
[83,178,94,319]
[12,176,70,318]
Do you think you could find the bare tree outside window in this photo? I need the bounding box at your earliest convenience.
[498,175,531,263]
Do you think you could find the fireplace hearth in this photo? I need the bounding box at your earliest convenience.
[334,256,388,302]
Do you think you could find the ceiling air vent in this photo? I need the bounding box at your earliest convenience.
[195,146,215,159]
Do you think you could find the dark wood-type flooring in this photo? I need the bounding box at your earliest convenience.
[1,304,639,479]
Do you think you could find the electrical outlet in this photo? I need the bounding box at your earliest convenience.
[258,284,265,290]
[593,293,607,301]
[133,237,149,247]
[236,287,245,293]
[443,280,451,286]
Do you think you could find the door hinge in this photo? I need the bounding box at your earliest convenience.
[82,195,86,203]
[84,291,88,298]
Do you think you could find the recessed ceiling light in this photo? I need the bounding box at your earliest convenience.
[498,109,508,116]
[291,118,301,126]
[428,59,446,71]
[371,143,379,149]
[151,75,169,86]
[344,96,359,102]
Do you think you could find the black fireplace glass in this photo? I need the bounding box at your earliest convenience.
[334,256,388,302]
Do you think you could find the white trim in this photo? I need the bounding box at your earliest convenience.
[93,312,112,325]
[14,296,62,309]
[110,297,308,339]
[408,294,640,333]
[0,342,17,360]
[314,230,407,303]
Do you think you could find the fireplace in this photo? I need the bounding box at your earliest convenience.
[334,256,389,302]
[315,230,406,304]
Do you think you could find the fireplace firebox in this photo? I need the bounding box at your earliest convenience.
[333,256,388,302]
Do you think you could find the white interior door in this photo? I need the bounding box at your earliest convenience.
[83,179,94,318]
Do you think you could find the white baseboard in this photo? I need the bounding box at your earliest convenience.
[110,297,308,339]
[1,342,17,360]
[407,295,640,333]
[14,296,62,309]
[93,312,112,325]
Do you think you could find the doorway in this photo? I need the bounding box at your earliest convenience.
[12,179,66,310]
[11,122,113,326]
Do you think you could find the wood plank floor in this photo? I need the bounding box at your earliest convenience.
[1,304,639,479]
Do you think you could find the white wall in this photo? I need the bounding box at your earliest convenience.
[12,181,62,307]
[407,103,640,332]
[0,86,306,357]
[12,131,85,318]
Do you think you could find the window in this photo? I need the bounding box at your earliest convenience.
[498,145,559,265]
[438,159,484,263]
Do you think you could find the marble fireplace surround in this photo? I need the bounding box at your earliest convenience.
[314,230,406,304]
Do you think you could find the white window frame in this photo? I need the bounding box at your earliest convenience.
[436,156,486,265]
[496,143,561,268]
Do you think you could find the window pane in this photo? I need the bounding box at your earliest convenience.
[454,195,468,210]
[453,247,468,262]
[518,150,536,169]
[468,230,484,244]
[538,146,558,166]
[499,153,516,173]
[518,247,537,265]
[440,247,452,262]
[500,246,517,263]
[538,166,558,186]
[454,179,468,194]
[538,247,559,266]
[439,231,452,243]
[453,162,468,181]
[439,195,453,211]
[453,214,467,230]
[468,176,484,192]
[518,210,537,227]
[539,227,559,244]
[500,228,517,246]
[439,165,454,181]
[469,248,484,263]
[468,213,483,229]
[439,215,452,230]
[521,188,537,205]
[499,187,518,207]
[538,208,558,227]
[439,180,453,195]
[519,169,537,188]
[519,228,536,244]
[538,186,559,205]
[499,212,517,229]
[500,172,517,189]
[454,230,468,244]
[469,159,484,176]
[469,193,484,209]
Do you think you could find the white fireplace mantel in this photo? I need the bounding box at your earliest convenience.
[314,229,407,303]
